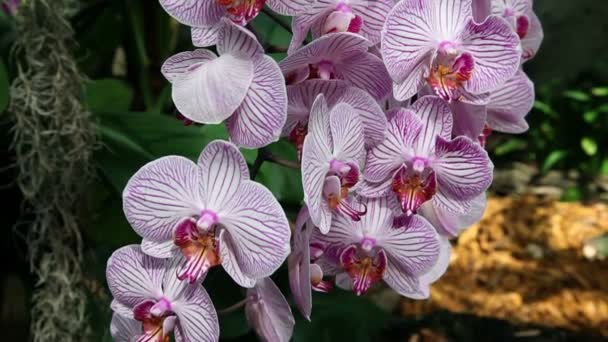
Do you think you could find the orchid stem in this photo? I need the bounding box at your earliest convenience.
[250,148,300,179]
[217,298,249,315]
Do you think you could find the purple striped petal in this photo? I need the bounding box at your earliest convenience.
[433,136,493,201]
[172,286,219,342]
[411,96,453,156]
[392,63,430,101]
[162,253,198,300]
[192,25,219,47]
[432,187,472,214]
[110,314,141,342]
[383,259,426,299]
[289,13,322,54]
[281,32,370,75]
[420,193,486,236]
[330,103,365,163]
[266,0,313,15]
[450,100,487,139]
[460,16,521,94]
[171,53,254,124]
[302,95,333,232]
[351,0,393,44]
[220,181,291,279]
[219,229,257,288]
[227,55,287,148]
[159,0,225,27]
[487,69,533,133]
[197,140,250,210]
[333,86,388,147]
[246,278,295,342]
[123,156,202,242]
[364,109,422,183]
[141,238,176,258]
[217,19,263,59]
[333,52,391,100]
[377,214,440,276]
[288,207,313,320]
[419,236,451,286]
[106,245,164,308]
[162,49,217,83]
[491,0,531,18]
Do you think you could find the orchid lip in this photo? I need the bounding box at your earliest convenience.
[174,216,221,283]
[340,245,387,296]
[391,163,437,216]
[133,299,175,342]
[428,47,474,102]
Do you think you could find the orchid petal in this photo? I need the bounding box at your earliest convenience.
[392,64,429,101]
[172,53,253,124]
[460,16,521,94]
[266,0,314,15]
[365,109,422,183]
[420,193,486,236]
[419,235,452,286]
[197,140,249,211]
[411,96,453,156]
[219,229,257,288]
[330,103,364,163]
[334,86,388,147]
[106,245,163,308]
[161,49,217,83]
[192,25,219,47]
[288,211,313,320]
[472,0,491,22]
[110,314,141,342]
[228,55,287,148]
[111,300,134,319]
[352,0,394,44]
[333,52,391,100]
[221,181,291,280]
[450,100,487,139]
[172,286,219,342]
[432,187,472,214]
[246,278,295,342]
[217,19,263,59]
[160,0,225,27]
[141,238,176,259]
[383,261,426,299]
[289,14,319,54]
[521,11,543,62]
[123,156,202,242]
[377,214,440,276]
[487,70,533,134]
[433,136,493,200]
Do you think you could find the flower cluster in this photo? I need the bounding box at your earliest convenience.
[107,0,542,341]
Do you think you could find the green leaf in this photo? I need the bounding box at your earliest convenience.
[494,139,526,156]
[562,186,581,202]
[85,79,134,113]
[0,60,8,113]
[591,87,608,97]
[601,159,608,175]
[583,110,599,123]
[581,137,598,156]
[533,100,558,118]
[204,271,251,339]
[563,90,591,102]
[542,150,567,173]
[293,290,389,342]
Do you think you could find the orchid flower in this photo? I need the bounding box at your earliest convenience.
[160,0,310,47]
[122,140,291,287]
[162,19,286,148]
[280,32,391,100]
[289,0,394,53]
[486,69,534,134]
[382,0,521,103]
[245,278,295,342]
[107,245,219,342]
[288,206,334,320]
[310,196,451,297]
[491,0,544,62]
[302,94,367,234]
[284,79,388,157]
[361,96,493,227]
[110,314,142,342]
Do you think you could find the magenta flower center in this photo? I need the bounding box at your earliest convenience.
[219,0,265,25]
[340,245,386,296]
[174,212,221,283]
[428,41,474,102]
[323,3,362,34]
[133,298,175,342]
[391,162,437,216]
[309,60,335,80]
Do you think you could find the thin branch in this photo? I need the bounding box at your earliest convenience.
[250,149,266,180]
[217,298,249,315]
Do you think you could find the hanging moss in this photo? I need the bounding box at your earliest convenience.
[9,0,97,341]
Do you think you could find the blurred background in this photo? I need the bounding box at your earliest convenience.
[1,1,607,341]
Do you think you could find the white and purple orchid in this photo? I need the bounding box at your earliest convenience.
[281,32,392,100]
[491,0,543,62]
[382,0,521,103]
[302,94,367,234]
[310,196,450,297]
[162,19,287,148]
[245,277,296,342]
[122,140,291,287]
[289,0,395,53]
[361,96,494,234]
[486,69,534,134]
[107,245,219,342]
[160,0,310,47]
[285,79,388,157]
